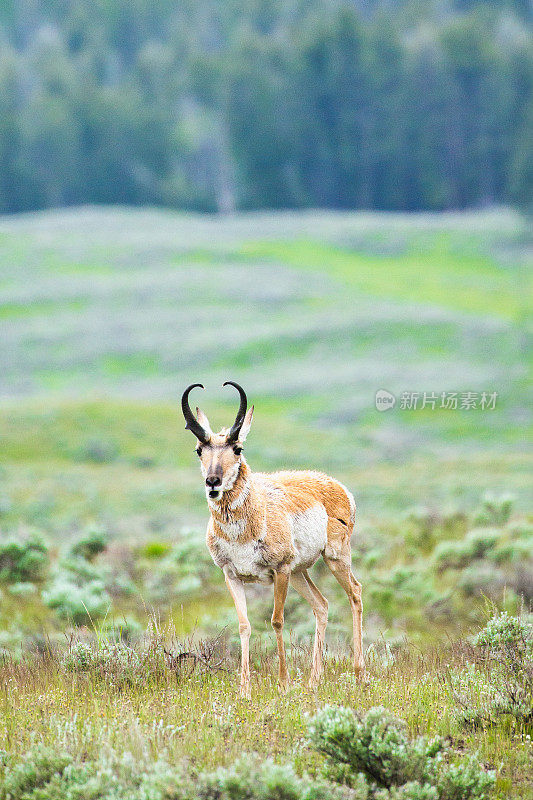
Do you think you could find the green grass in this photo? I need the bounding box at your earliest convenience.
[239,237,529,320]
[0,400,531,542]
[0,297,89,319]
[0,206,531,797]
[0,642,530,797]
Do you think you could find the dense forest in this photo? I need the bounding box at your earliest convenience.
[0,0,531,213]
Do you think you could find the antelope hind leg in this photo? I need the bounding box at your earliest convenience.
[324,522,365,676]
[290,570,328,688]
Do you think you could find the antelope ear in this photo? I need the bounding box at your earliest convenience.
[196,407,213,438]
[238,405,254,442]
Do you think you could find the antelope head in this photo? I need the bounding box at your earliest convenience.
[181,381,254,501]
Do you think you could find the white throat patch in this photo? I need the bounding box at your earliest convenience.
[217,517,246,540]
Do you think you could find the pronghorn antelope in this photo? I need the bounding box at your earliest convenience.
[181,381,364,698]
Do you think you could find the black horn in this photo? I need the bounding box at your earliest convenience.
[223,381,248,443]
[181,383,210,443]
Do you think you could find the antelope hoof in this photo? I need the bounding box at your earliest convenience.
[354,664,369,683]
[239,685,251,700]
[308,673,322,690]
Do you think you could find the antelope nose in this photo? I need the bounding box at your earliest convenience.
[206,475,221,488]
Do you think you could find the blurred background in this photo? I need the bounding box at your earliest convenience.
[0,0,531,653]
[0,0,532,213]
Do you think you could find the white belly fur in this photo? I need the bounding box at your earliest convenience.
[213,503,328,583]
[289,504,328,571]
[216,538,273,584]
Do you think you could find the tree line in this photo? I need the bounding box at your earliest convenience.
[0,0,531,213]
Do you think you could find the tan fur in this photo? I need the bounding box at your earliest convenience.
[205,460,353,562]
[191,412,364,697]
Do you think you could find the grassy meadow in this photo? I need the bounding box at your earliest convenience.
[0,207,531,798]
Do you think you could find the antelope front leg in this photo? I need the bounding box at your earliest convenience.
[272,567,290,692]
[224,570,251,699]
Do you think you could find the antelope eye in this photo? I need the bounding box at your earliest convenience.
[233,446,242,456]
[195,447,202,458]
